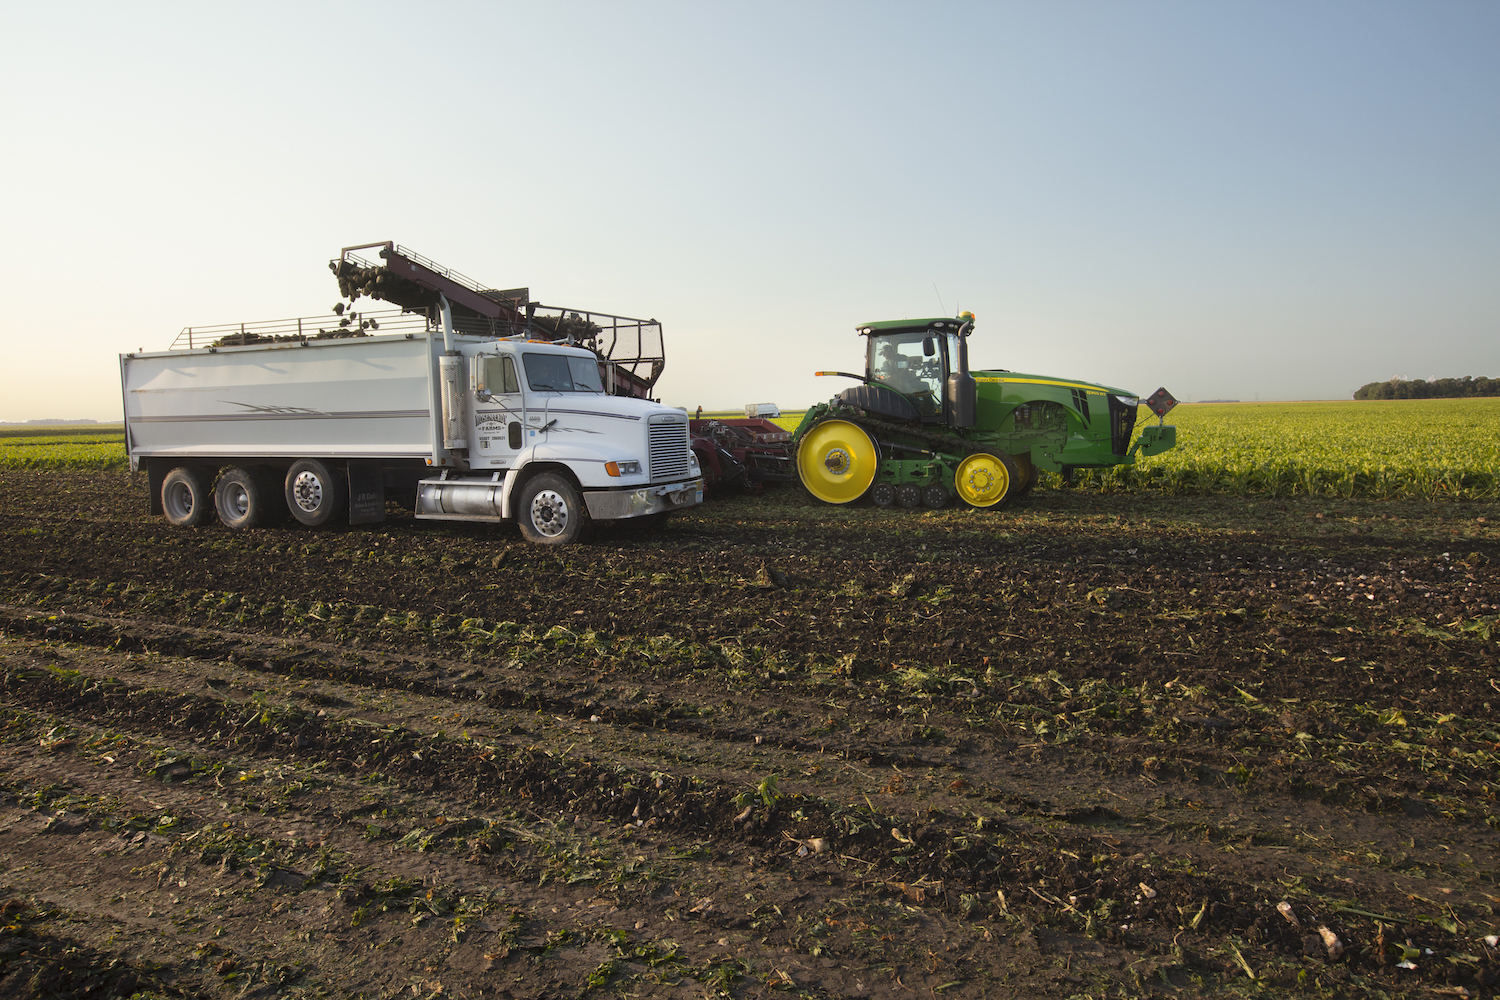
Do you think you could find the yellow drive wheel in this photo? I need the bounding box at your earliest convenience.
[955,451,1022,508]
[796,419,878,504]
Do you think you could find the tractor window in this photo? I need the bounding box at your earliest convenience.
[522,352,605,393]
[868,333,943,413]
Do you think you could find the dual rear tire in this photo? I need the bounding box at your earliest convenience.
[214,467,283,530]
[161,467,213,527]
[161,460,347,530]
[283,459,346,527]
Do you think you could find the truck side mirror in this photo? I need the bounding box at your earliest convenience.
[922,337,935,357]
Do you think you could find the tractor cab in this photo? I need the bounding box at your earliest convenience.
[851,315,977,428]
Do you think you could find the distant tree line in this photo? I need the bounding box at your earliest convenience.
[1353,376,1500,400]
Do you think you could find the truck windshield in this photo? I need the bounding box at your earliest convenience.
[522,353,604,393]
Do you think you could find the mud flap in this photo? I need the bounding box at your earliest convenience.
[146,460,167,516]
[346,461,386,525]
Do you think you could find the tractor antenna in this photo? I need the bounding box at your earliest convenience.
[932,283,946,317]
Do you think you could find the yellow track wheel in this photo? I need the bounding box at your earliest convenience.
[955,451,1021,508]
[796,419,878,504]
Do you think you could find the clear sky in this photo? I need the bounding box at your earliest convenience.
[2,1,1497,421]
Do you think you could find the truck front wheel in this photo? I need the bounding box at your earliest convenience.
[216,467,278,530]
[517,473,587,545]
[285,459,347,527]
[162,467,212,527]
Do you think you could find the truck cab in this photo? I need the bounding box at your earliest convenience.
[415,338,704,544]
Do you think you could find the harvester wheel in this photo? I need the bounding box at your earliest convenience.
[955,451,1023,509]
[896,484,921,508]
[870,483,895,508]
[796,419,878,504]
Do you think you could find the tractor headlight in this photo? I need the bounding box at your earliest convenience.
[1114,395,1140,407]
[605,460,642,477]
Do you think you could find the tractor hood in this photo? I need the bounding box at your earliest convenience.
[973,369,1138,401]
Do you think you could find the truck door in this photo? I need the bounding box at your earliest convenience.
[472,354,526,470]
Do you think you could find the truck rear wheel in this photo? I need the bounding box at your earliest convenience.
[796,419,878,504]
[517,473,587,545]
[955,451,1023,509]
[285,459,347,527]
[162,467,212,527]
[216,467,278,530]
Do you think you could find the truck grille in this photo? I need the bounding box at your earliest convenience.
[1108,395,1138,456]
[648,417,691,481]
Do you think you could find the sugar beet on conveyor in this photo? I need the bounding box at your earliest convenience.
[330,240,665,398]
[331,241,528,332]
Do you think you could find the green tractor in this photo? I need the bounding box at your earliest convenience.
[792,312,1176,508]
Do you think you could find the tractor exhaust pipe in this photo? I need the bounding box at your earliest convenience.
[945,317,976,428]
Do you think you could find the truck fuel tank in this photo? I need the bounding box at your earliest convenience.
[416,477,505,521]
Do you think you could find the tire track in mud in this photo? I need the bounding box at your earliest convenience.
[3,601,1496,997]
[2,470,1499,997]
[6,602,1496,836]
[0,625,1094,998]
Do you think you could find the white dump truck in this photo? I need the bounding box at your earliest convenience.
[121,243,704,544]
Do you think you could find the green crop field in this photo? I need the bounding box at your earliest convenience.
[9,399,1497,500]
[1089,397,1500,500]
[0,424,127,470]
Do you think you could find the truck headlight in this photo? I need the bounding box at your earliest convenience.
[689,451,700,473]
[605,460,642,477]
[1113,395,1140,407]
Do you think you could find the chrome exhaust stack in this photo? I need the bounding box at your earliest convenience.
[437,295,468,451]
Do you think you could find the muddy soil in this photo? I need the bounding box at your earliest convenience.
[1,469,1497,999]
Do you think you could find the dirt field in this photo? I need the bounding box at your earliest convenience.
[1,469,1497,999]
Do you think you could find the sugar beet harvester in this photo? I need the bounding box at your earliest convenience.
[122,242,704,545]
[792,313,1176,508]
